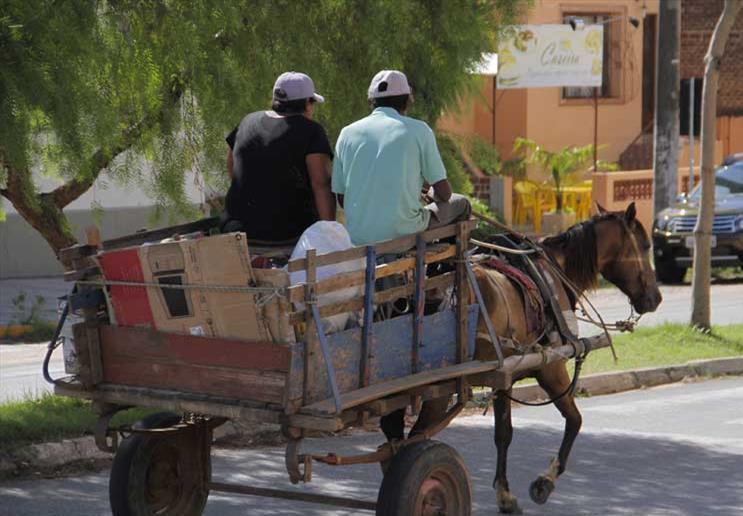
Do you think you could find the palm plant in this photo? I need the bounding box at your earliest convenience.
[514,138,594,213]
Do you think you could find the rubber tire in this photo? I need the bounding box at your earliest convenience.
[376,440,472,516]
[109,412,209,516]
[655,259,687,284]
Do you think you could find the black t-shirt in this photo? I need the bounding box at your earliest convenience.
[222,111,333,241]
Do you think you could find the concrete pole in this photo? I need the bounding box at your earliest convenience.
[652,0,681,217]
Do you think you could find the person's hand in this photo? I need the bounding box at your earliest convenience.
[421,186,435,204]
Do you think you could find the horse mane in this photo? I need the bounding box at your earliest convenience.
[541,215,609,292]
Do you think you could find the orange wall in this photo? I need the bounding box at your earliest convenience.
[439,0,660,167]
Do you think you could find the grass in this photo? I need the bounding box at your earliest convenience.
[581,323,743,375]
[0,394,154,453]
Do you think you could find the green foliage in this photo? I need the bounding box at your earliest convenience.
[513,137,594,212]
[467,135,501,176]
[437,134,473,196]
[1,0,527,251]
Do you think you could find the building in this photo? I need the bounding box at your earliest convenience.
[440,0,743,172]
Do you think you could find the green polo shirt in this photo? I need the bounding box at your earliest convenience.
[331,107,447,245]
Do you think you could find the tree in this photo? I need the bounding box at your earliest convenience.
[1,0,527,256]
[690,0,743,330]
[513,138,594,213]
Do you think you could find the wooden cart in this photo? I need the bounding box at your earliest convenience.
[51,220,610,516]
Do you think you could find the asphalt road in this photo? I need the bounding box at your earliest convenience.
[2,377,743,515]
[1,281,741,403]
[0,343,64,402]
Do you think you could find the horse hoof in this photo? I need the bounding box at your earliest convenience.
[529,476,555,505]
[497,492,522,514]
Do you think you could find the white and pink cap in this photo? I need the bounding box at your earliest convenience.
[273,72,325,103]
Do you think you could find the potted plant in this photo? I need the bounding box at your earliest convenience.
[513,137,594,233]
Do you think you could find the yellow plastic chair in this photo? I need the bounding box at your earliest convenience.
[513,180,539,229]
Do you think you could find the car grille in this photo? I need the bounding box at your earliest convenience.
[669,215,737,234]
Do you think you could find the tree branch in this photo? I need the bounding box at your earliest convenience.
[51,84,185,208]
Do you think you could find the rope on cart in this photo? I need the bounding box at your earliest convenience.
[75,279,287,300]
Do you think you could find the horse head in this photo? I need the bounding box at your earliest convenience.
[542,202,661,314]
[594,202,662,314]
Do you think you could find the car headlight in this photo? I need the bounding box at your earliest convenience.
[656,215,672,232]
[736,216,743,231]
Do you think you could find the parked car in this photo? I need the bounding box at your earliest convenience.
[652,157,743,283]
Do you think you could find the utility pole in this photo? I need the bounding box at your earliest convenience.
[652,0,681,217]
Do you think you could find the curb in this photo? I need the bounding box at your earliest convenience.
[2,357,742,475]
[494,356,743,404]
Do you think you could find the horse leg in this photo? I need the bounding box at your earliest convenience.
[493,389,521,514]
[529,362,583,505]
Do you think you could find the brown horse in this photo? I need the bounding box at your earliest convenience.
[473,202,662,513]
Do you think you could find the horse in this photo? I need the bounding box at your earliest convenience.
[472,201,662,513]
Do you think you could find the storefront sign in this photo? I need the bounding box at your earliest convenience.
[497,24,603,89]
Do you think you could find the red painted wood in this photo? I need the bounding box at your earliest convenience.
[101,358,286,404]
[98,248,155,327]
[99,326,290,372]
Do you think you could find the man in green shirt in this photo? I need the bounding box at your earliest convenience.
[331,70,470,246]
[332,70,470,442]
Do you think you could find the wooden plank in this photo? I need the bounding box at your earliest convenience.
[54,381,283,425]
[101,357,286,404]
[301,360,500,415]
[455,222,471,400]
[99,326,291,373]
[363,381,456,417]
[303,249,317,407]
[289,271,455,324]
[101,216,220,251]
[285,244,455,304]
[286,222,472,273]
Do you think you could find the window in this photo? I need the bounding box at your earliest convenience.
[562,13,621,100]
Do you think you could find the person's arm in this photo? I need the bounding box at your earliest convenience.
[420,124,449,201]
[306,153,335,220]
[227,148,234,180]
[431,179,452,202]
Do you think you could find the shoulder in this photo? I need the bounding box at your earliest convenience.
[401,115,433,134]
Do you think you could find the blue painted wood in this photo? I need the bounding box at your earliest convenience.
[360,246,376,388]
[289,305,480,405]
[412,236,425,374]
[310,303,343,413]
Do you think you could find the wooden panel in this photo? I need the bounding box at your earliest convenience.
[302,359,499,416]
[101,358,285,404]
[287,305,479,406]
[286,222,474,273]
[99,326,291,372]
[99,326,289,404]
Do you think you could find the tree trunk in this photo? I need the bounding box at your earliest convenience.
[652,0,680,217]
[690,0,743,330]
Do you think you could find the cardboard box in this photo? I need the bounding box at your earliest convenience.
[100,232,295,343]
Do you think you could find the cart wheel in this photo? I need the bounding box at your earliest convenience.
[376,440,471,516]
[109,412,210,516]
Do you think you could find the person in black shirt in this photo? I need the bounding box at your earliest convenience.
[221,72,335,241]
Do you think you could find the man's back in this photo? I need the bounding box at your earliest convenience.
[332,107,446,245]
[225,111,331,241]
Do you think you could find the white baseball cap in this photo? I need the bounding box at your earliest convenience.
[368,70,411,99]
[273,72,325,103]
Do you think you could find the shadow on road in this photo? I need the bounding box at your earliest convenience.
[3,417,741,515]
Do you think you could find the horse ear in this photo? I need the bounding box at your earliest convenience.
[595,202,608,215]
[624,202,637,223]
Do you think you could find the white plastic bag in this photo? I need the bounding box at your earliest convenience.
[288,221,365,333]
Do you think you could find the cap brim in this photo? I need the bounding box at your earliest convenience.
[313,93,325,103]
